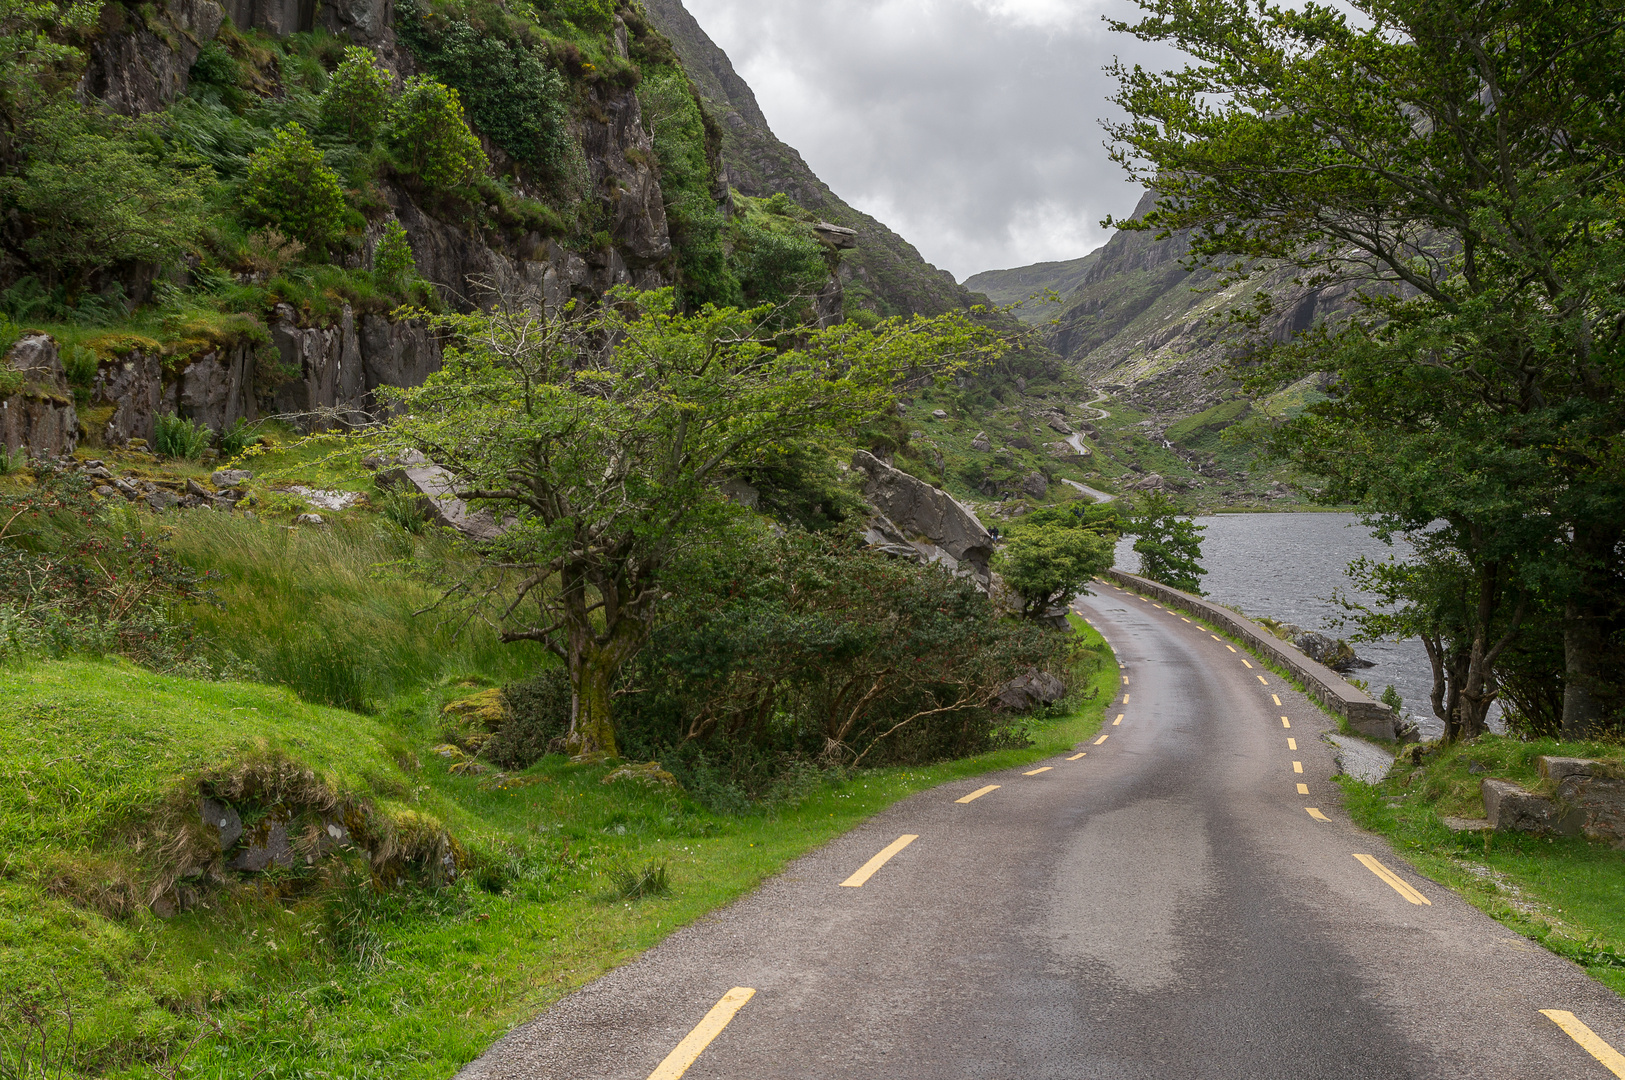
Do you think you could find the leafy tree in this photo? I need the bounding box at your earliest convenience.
[382,288,1010,758]
[734,220,829,310]
[1106,0,1625,735]
[372,220,416,292]
[2,98,209,286]
[318,46,393,143]
[995,521,1115,617]
[1128,491,1205,594]
[239,122,348,250]
[0,0,100,119]
[386,76,488,192]
[396,14,568,171]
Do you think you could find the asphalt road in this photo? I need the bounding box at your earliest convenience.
[455,582,1625,1079]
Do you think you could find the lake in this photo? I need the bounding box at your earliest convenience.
[1110,512,1473,738]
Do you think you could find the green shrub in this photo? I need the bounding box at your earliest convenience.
[153,413,211,460]
[486,668,571,769]
[0,446,25,474]
[639,72,738,309]
[216,418,262,459]
[387,77,488,192]
[61,343,97,388]
[377,488,427,534]
[318,46,393,142]
[397,15,568,171]
[10,96,209,284]
[733,221,828,308]
[610,860,670,901]
[372,220,417,292]
[240,122,349,249]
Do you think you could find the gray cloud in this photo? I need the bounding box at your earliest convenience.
[684,0,1170,280]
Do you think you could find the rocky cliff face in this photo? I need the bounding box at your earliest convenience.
[982,190,1361,419]
[12,0,686,455]
[642,0,976,319]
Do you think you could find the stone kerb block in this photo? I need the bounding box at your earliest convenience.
[1537,757,1625,846]
[1481,777,1583,837]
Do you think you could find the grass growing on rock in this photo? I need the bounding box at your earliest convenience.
[0,616,1117,1077]
[1342,735,1625,995]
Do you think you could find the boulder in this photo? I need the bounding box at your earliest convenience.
[971,432,992,452]
[720,475,759,510]
[212,469,252,488]
[291,486,363,512]
[1009,435,1034,451]
[1021,473,1048,500]
[996,668,1068,711]
[377,450,507,541]
[851,450,994,585]
[812,222,859,249]
[230,818,295,872]
[294,513,326,526]
[932,409,948,420]
[199,797,243,852]
[1290,630,1372,673]
[1481,778,1582,836]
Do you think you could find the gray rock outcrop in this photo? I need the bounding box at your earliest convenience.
[851,450,994,586]
[1,336,78,456]
[1538,757,1625,846]
[996,668,1067,711]
[378,451,506,541]
[1481,778,1581,837]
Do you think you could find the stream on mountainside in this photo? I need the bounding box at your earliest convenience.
[1110,512,1498,740]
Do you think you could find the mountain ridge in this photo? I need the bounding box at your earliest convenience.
[641,0,981,319]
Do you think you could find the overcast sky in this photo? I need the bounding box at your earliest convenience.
[684,0,1169,281]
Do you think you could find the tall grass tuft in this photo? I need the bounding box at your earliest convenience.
[154,412,212,460]
[166,512,544,710]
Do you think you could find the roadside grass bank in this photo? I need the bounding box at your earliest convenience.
[1340,738,1625,997]
[0,627,1116,1078]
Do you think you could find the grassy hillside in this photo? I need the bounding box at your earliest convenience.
[963,252,1102,324]
[0,428,1120,1076]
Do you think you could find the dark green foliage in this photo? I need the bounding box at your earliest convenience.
[732,220,827,309]
[3,97,210,285]
[153,413,211,460]
[639,71,738,309]
[371,220,417,291]
[1128,491,1206,593]
[60,343,97,388]
[318,46,392,142]
[240,122,349,249]
[386,77,489,192]
[617,529,1063,789]
[488,668,571,769]
[397,7,568,172]
[735,441,865,532]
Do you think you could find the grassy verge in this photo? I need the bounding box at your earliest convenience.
[0,625,1115,1077]
[1340,737,1625,997]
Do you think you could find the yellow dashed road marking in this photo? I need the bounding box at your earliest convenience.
[1094,734,1109,745]
[1241,659,1253,669]
[1181,617,1191,623]
[1226,645,1237,653]
[840,835,918,887]
[646,987,756,1080]
[1211,634,1221,641]
[1293,761,1304,773]
[1297,783,1310,795]
[1541,1010,1625,1077]
[1122,694,1130,704]
[1272,694,1282,706]
[1257,675,1269,685]
[956,785,999,804]
[1113,714,1124,726]
[1288,738,1297,750]
[1067,752,1086,761]
[1306,808,1330,821]
[1024,767,1053,776]
[1281,717,1292,729]
[1354,854,1432,907]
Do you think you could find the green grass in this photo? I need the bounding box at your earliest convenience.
[1342,735,1625,995]
[0,622,1117,1078]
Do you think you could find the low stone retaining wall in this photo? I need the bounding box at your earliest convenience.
[1101,568,1401,739]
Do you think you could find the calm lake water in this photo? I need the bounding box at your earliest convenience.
[1110,512,1470,738]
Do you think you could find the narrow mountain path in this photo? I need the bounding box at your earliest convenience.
[454,583,1625,1080]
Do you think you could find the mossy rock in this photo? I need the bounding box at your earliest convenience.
[441,687,507,730]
